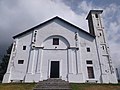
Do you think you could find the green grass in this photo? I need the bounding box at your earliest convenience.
[0,83,120,90]
[0,83,35,90]
[70,83,120,90]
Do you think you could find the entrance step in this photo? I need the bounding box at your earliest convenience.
[33,78,71,90]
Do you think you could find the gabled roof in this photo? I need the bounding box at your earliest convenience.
[13,16,95,39]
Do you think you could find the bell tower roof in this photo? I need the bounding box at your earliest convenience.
[86,10,103,20]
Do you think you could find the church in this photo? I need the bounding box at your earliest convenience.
[3,10,118,83]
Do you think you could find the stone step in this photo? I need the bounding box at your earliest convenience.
[34,87,71,90]
[37,83,69,86]
[42,79,67,82]
[35,84,70,88]
[33,79,71,90]
[38,81,69,84]
[34,89,71,90]
[34,88,71,89]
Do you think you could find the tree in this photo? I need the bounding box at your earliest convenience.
[0,44,12,82]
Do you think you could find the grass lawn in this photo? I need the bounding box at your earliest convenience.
[0,83,35,90]
[70,83,120,90]
[0,83,120,90]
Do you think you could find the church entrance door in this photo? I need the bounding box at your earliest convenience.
[50,61,59,78]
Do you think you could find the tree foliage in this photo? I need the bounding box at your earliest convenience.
[0,44,12,82]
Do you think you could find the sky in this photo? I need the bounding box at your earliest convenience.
[0,0,120,69]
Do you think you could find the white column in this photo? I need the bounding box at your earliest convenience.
[36,49,42,73]
[27,49,35,73]
[71,49,77,74]
[76,49,82,74]
[31,49,39,74]
[40,49,43,79]
[68,49,73,74]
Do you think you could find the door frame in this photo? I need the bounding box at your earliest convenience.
[50,61,59,78]
[48,59,62,79]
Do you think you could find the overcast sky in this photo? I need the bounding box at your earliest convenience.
[0,0,120,68]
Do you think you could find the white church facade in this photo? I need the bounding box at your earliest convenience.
[3,10,118,83]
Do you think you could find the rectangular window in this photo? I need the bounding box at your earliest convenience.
[53,38,59,45]
[87,47,90,52]
[86,60,93,64]
[18,60,24,64]
[102,46,104,50]
[23,46,26,50]
[87,67,95,79]
[95,14,98,18]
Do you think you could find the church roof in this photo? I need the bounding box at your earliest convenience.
[13,16,95,39]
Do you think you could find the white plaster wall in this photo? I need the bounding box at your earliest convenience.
[41,50,68,80]
[3,32,33,82]
[35,19,77,47]
[43,35,69,49]
[78,31,101,83]
[89,13,118,83]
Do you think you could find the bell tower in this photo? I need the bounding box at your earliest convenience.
[86,10,118,83]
